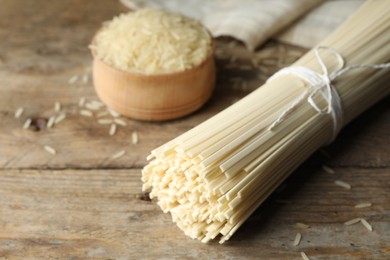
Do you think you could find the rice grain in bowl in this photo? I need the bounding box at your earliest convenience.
[90,9,216,121]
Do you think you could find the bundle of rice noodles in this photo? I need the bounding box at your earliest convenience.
[142,0,390,243]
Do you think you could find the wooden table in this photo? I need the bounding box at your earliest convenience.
[0,1,389,259]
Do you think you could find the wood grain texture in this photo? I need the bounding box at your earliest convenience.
[0,168,389,259]
[0,0,389,259]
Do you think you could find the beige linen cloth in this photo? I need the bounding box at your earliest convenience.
[120,0,364,50]
[276,0,365,48]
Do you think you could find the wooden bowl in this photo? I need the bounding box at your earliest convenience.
[91,42,216,121]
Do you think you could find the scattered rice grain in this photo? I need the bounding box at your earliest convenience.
[108,108,120,118]
[296,223,310,229]
[86,103,101,110]
[82,74,89,84]
[44,145,56,155]
[80,110,93,117]
[90,100,104,107]
[98,119,113,125]
[132,131,139,144]
[97,111,109,117]
[47,116,56,128]
[78,97,86,107]
[293,232,302,246]
[54,101,61,112]
[23,118,32,129]
[15,107,24,118]
[360,218,373,231]
[335,180,351,190]
[344,218,361,226]
[109,124,117,136]
[301,252,310,260]
[114,118,127,126]
[112,150,126,160]
[68,75,78,84]
[322,165,335,174]
[54,113,66,124]
[355,202,372,209]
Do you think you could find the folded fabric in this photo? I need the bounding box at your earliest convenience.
[119,0,323,50]
[275,0,364,48]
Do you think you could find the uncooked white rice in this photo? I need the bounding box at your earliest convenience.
[322,165,335,174]
[360,218,373,231]
[80,110,93,117]
[344,218,361,226]
[78,97,86,107]
[82,74,89,84]
[47,116,56,128]
[90,100,104,107]
[44,145,56,155]
[54,113,66,124]
[293,232,302,247]
[132,131,139,144]
[15,107,24,118]
[86,103,101,110]
[109,124,117,136]
[92,9,211,74]
[23,118,32,129]
[98,119,113,125]
[296,223,310,229]
[54,101,61,112]
[97,111,110,117]
[114,118,126,126]
[334,180,351,190]
[301,252,310,260]
[355,202,372,209]
[112,150,126,160]
[68,75,78,84]
[108,108,120,118]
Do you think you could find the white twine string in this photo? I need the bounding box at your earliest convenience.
[267,46,390,142]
